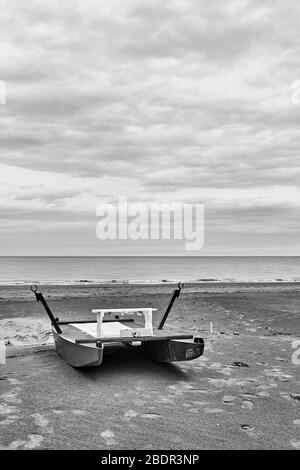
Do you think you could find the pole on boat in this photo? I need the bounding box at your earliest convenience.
[157,282,184,330]
[30,285,62,334]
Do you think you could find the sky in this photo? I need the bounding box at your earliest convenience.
[0,0,300,256]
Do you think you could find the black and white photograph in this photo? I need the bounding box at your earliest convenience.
[0,0,300,454]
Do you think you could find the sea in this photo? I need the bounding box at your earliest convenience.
[0,256,299,285]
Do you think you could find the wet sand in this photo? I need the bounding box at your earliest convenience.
[0,283,300,449]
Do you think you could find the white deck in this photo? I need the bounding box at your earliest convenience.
[70,322,132,338]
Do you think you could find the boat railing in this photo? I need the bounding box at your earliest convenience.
[92,308,157,338]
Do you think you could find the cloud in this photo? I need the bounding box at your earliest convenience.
[0,0,299,254]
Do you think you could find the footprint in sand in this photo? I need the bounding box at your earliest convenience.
[133,398,146,406]
[7,378,23,385]
[0,390,22,404]
[100,430,116,446]
[71,409,90,416]
[280,392,292,401]
[265,369,293,382]
[31,413,49,427]
[0,403,19,416]
[208,362,223,370]
[240,424,258,438]
[190,389,218,396]
[0,414,20,426]
[242,400,254,410]
[24,435,44,449]
[188,408,199,413]
[209,377,255,388]
[257,391,270,397]
[158,397,173,404]
[219,368,233,376]
[6,434,44,450]
[223,395,236,405]
[290,439,300,450]
[124,410,138,418]
[241,392,257,399]
[167,385,182,396]
[204,408,227,414]
[181,383,196,390]
[53,409,65,415]
[257,384,277,390]
[141,413,160,419]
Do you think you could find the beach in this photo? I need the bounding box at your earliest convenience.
[0,283,300,450]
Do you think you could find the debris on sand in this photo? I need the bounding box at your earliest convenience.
[232,361,249,367]
[290,393,300,401]
[223,395,236,404]
[241,424,253,431]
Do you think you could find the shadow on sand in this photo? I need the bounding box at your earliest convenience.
[76,345,188,382]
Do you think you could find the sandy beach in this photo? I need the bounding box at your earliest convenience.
[0,283,299,450]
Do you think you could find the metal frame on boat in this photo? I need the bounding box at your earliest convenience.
[31,283,204,368]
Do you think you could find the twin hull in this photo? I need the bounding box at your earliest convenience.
[52,329,204,368]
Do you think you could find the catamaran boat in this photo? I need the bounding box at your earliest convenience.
[31,283,204,368]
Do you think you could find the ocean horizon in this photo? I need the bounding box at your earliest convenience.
[0,256,299,285]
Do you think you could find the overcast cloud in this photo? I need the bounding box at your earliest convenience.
[0,0,300,255]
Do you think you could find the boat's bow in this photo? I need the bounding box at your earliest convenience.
[52,326,103,368]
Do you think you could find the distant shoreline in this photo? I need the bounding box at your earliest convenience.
[1,279,300,287]
[1,255,300,257]
[1,256,299,286]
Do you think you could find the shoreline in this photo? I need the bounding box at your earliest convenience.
[1,279,300,287]
[1,281,299,348]
[0,281,300,306]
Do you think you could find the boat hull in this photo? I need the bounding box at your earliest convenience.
[129,338,204,363]
[53,329,204,368]
[53,330,103,368]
